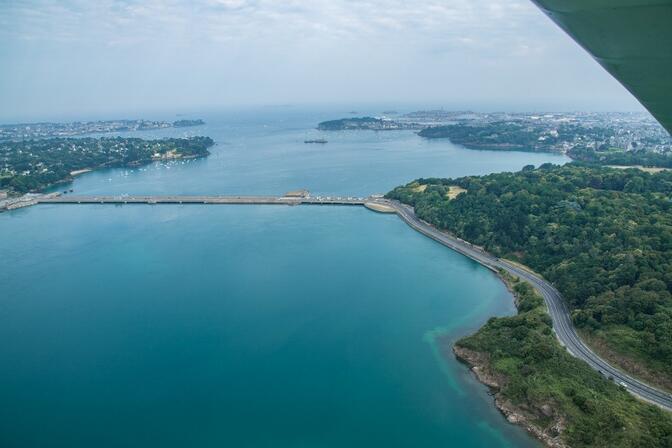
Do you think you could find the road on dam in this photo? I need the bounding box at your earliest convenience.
[33,193,672,410]
[36,194,368,206]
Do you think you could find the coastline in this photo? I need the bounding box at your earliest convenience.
[383,198,672,446]
[449,270,566,448]
[11,152,210,197]
[386,201,567,445]
[384,198,672,406]
[430,264,564,447]
[452,345,568,448]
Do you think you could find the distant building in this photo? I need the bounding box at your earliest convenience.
[284,189,310,198]
[0,191,7,200]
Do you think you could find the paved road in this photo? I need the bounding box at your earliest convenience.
[381,199,672,411]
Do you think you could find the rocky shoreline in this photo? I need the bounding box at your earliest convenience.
[453,345,568,448]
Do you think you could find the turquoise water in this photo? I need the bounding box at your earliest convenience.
[0,107,568,447]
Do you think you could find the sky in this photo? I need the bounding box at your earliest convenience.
[0,0,646,122]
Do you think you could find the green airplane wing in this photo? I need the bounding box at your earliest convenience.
[531,0,672,133]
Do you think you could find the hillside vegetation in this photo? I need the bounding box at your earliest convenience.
[388,164,672,387]
[417,122,612,153]
[569,146,672,168]
[455,274,672,447]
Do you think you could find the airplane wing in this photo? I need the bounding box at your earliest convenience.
[531,0,672,133]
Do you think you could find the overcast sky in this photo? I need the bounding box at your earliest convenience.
[0,0,646,122]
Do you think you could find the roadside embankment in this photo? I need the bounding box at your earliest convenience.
[364,202,396,213]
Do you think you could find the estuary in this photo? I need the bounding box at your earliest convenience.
[0,106,569,447]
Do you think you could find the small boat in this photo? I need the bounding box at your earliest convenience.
[304,139,328,144]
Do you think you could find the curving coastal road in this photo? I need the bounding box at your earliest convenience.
[381,199,672,411]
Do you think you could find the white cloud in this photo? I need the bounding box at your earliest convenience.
[0,0,544,47]
[0,0,644,120]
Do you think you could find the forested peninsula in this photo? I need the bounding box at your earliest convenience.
[387,164,672,446]
[0,136,214,194]
[319,113,672,169]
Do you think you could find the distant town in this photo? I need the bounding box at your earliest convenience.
[319,111,672,157]
[0,118,205,142]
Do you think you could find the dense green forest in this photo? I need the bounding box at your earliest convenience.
[569,146,672,168]
[456,274,672,447]
[418,122,614,152]
[317,117,386,130]
[0,136,214,194]
[388,164,672,384]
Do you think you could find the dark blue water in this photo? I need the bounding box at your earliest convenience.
[0,107,567,447]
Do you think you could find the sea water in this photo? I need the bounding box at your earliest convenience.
[0,106,568,447]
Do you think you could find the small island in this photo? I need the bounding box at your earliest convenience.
[0,136,214,195]
[173,119,205,127]
[317,117,419,131]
